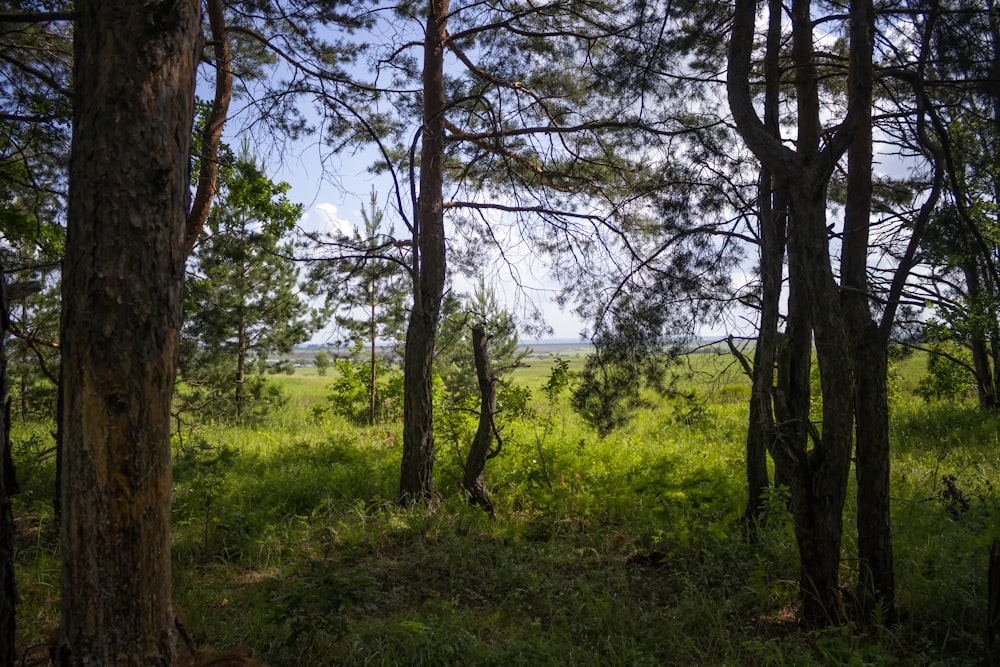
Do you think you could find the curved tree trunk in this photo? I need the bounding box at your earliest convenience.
[463,325,498,515]
[57,0,199,663]
[399,0,450,504]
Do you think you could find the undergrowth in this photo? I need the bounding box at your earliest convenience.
[11,355,1000,665]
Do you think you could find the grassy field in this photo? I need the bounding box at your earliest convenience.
[12,349,1000,665]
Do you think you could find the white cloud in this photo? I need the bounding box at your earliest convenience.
[301,202,354,236]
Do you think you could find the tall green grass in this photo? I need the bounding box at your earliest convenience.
[12,351,1000,665]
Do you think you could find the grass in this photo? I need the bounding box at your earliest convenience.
[11,349,1000,665]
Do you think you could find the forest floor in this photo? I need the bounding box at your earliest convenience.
[12,349,1000,666]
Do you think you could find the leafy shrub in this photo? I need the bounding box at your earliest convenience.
[327,352,404,425]
[914,342,975,403]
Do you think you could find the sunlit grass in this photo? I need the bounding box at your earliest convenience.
[11,352,1000,665]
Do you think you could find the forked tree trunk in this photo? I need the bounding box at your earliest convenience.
[730,0,872,626]
[57,1,199,663]
[399,0,449,504]
[463,325,498,515]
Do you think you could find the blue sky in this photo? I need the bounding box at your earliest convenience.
[269,144,590,343]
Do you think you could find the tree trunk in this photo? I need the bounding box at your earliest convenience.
[370,290,377,425]
[236,315,247,422]
[399,0,450,504]
[56,1,199,664]
[743,0,787,530]
[0,271,17,667]
[788,184,856,627]
[19,302,28,420]
[730,0,871,626]
[852,329,895,618]
[841,3,895,616]
[743,172,784,528]
[963,261,998,408]
[463,325,498,515]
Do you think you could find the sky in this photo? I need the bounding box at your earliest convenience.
[270,145,591,344]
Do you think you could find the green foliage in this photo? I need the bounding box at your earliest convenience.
[914,342,975,403]
[313,350,331,376]
[268,560,375,652]
[571,299,682,435]
[14,355,1000,666]
[181,149,318,424]
[435,282,529,403]
[308,188,410,353]
[178,362,291,426]
[542,357,575,403]
[326,348,405,425]
[433,282,534,489]
[172,436,240,555]
[5,266,60,421]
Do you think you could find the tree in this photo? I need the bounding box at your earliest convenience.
[313,350,331,376]
[367,1,679,503]
[463,323,500,514]
[182,151,316,423]
[397,0,449,503]
[56,0,200,663]
[309,189,410,425]
[435,282,529,513]
[728,0,875,625]
[0,270,15,667]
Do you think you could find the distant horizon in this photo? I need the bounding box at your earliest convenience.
[295,336,592,350]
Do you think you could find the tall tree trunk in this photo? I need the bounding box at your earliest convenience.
[840,0,895,618]
[463,325,498,515]
[730,0,872,626]
[0,272,17,667]
[743,0,787,530]
[57,0,199,663]
[788,187,855,627]
[370,287,377,425]
[399,0,450,504]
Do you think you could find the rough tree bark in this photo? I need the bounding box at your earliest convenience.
[56,0,200,664]
[184,0,232,256]
[729,0,873,626]
[742,0,787,530]
[463,325,499,515]
[0,272,16,667]
[841,0,895,617]
[399,0,449,504]
[838,0,888,618]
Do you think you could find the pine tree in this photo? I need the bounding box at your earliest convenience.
[311,189,410,425]
[182,150,317,423]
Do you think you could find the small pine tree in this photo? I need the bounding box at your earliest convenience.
[310,189,410,424]
[181,149,319,423]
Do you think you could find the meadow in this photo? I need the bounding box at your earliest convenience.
[12,348,1000,666]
